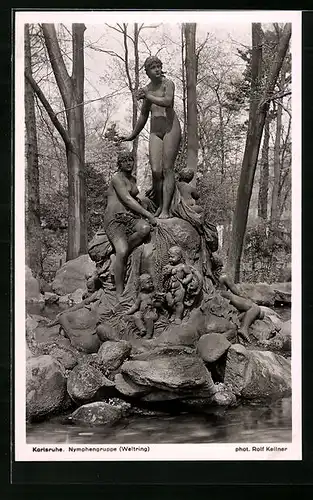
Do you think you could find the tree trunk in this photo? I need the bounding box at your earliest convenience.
[215,87,225,178]
[181,25,187,148]
[184,23,198,175]
[227,23,291,282]
[24,24,42,276]
[66,23,86,259]
[132,23,139,171]
[40,23,87,260]
[258,112,270,220]
[270,69,286,231]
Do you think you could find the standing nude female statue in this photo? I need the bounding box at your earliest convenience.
[103,151,157,296]
[121,56,181,219]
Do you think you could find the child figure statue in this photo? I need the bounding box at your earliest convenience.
[163,245,194,323]
[125,274,163,338]
[211,254,265,343]
[177,168,203,214]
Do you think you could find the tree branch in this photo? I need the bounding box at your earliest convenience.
[54,87,129,115]
[25,70,71,147]
[122,23,133,93]
[41,24,73,109]
[105,23,135,44]
[264,90,291,105]
[88,44,125,62]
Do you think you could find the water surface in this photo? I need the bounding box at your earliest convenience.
[27,397,291,444]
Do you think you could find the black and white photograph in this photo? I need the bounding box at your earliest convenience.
[15,10,301,461]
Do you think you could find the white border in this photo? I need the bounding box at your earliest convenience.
[15,10,302,461]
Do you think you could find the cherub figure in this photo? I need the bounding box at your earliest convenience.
[184,266,203,307]
[177,168,203,214]
[163,246,194,323]
[125,274,163,338]
[211,254,265,343]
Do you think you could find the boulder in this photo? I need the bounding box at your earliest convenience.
[238,282,276,307]
[69,402,123,426]
[121,353,214,393]
[26,265,41,302]
[115,373,150,398]
[67,359,114,403]
[154,308,206,347]
[272,282,291,305]
[261,334,291,353]
[181,383,236,408]
[205,314,237,335]
[97,340,132,373]
[142,390,182,402]
[249,315,280,343]
[224,344,291,399]
[37,342,79,370]
[51,255,96,295]
[130,344,195,361]
[259,306,283,330]
[26,355,67,419]
[261,320,291,353]
[197,333,231,363]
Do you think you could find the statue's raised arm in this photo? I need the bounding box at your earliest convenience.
[122,56,181,219]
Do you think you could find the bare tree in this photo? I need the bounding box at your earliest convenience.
[270,55,288,231]
[258,112,271,220]
[181,25,187,146]
[227,23,291,281]
[184,23,198,175]
[25,23,87,261]
[25,24,42,276]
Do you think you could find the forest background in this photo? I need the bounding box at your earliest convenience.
[23,19,292,287]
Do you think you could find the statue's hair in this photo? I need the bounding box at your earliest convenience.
[137,273,153,292]
[139,273,152,283]
[144,55,165,75]
[169,245,183,256]
[117,150,134,168]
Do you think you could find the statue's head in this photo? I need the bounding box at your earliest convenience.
[139,273,154,292]
[117,150,134,173]
[144,55,164,78]
[178,168,194,183]
[168,245,183,265]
